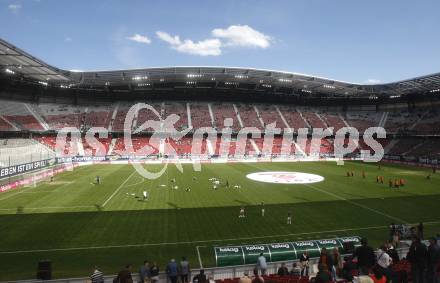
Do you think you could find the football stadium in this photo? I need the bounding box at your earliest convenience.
[1,1,440,283]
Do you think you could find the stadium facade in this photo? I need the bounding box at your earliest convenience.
[1,37,440,169]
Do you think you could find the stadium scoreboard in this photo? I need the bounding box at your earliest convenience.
[214,236,361,267]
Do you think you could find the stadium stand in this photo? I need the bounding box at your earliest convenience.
[320,111,347,132]
[164,102,188,130]
[384,109,425,133]
[36,103,83,130]
[0,100,44,130]
[189,102,213,129]
[211,103,241,131]
[302,110,326,129]
[257,105,285,129]
[235,104,264,130]
[0,116,14,130]
[83,105,113,130]
[278,106,308,130]
[0,138,54,167]
[345,111,381,133]
[131,102,163,132]
[3,98,440,163]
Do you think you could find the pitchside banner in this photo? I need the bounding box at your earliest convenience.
[0,159,52,179]
[56,156,108,163]
[214,236,361,267]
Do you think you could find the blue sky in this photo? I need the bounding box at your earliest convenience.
[1,0,439,84]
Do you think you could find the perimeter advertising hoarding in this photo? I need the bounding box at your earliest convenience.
[242,245,271,265]
[292,240,321,258]
[267,243,296,262]
[214,236,361,267]
[0,159,51,179]
[214,246,244,266]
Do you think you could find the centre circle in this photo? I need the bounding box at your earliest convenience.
[246,171,325,184]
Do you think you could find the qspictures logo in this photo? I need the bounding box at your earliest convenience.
[54,103,387,179]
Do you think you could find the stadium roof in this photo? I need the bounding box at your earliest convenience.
[1,37,440,97]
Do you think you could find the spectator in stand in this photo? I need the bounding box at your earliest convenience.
[407,236,428,283]
[392,232,400,248]
[291,262,301,277]
[208,275,215,283]
[333,247,343,279]
[353,238,376,274]
[342,256,357,282]
[150,262,159,283]
[418,222,424,240]
[90,266,104,283]
[299,251,310,277]
[389,223,397,241]
[313,264,332,283]
[277,263,289,276]
[239,271,252,283]
[115,264,133,283]
[193,269,207,283]
[427,237,440,283]
[167,259,179,283]
[252,268,264,283]
[410,227,417,239]
[179,256,190,283]
[318,247,334,277]
[385,242,400,264]
[370,266,386,283]
[376,245,393,283]
[256,253,267,275]
[139,260,150,283]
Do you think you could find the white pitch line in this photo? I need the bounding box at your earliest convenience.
[101,170,137,207]
[305,184,409,224]
[2,221,440,255]
[196,246,205,269]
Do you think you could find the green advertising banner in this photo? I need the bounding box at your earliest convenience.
[242,245,270,264]
[214,246,244,267]
[292,240,321,258]
[315,238,343,251]
[215,236,362,267]
[267,243,297,262]
[337,236,362,252]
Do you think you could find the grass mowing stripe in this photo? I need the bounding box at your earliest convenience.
[101,170,137,207]
[305,183,409,224]
[0,205,96,211]
[3,221,439,254]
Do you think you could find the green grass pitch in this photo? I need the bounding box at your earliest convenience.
[0,161,439,280]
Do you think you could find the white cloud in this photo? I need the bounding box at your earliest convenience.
[64,37,72,42]
[8,4,21,13]
[155,25,273,56]
[127,34,151,44]
[156,31,180,45]
[156,31,222,56]
[212,25,272,49]
[366,79,381,84]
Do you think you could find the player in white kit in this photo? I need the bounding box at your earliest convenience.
[239,207,245,218]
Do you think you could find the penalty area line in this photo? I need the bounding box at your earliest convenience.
[101,170,137,207]
[2,221,440,255]
[196,246,206,269]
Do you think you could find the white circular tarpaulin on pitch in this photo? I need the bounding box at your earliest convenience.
[246,171,324,184]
